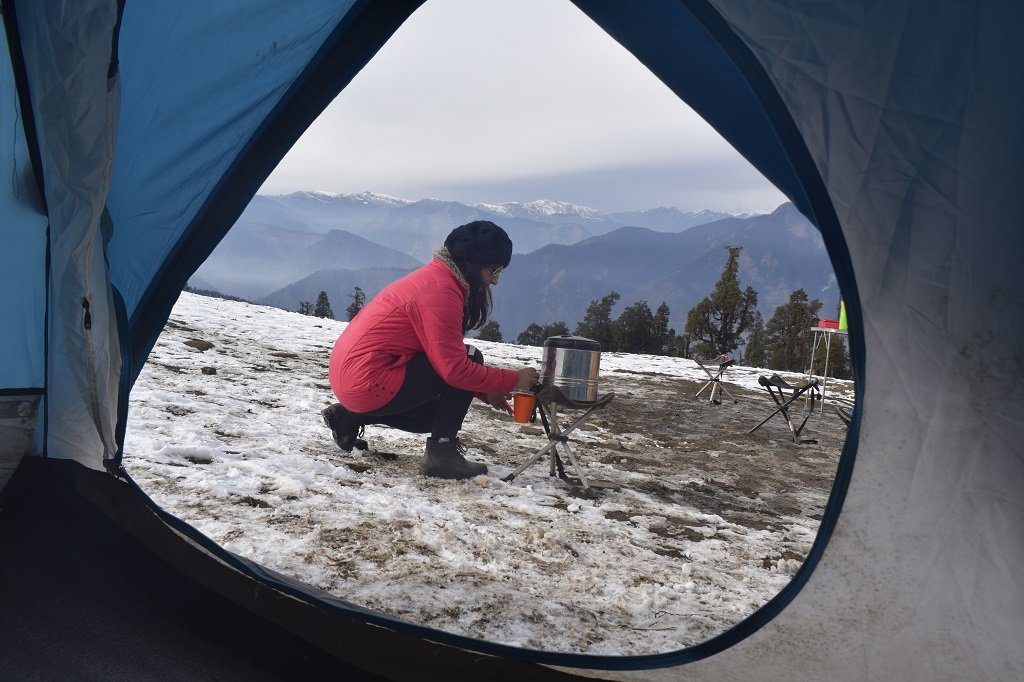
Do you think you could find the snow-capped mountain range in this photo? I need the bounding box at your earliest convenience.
[190,192,836,341]
[287,190,748,229]
[193,190,751,299]
[475,198,609,221]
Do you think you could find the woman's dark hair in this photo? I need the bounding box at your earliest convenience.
[453,258,492,331]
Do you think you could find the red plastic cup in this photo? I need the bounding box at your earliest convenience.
[513,392,536,423]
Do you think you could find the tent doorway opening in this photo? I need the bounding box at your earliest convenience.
[121,0,854,659]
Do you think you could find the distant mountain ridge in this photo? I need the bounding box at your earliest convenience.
[190,191,837,343]
[260,268,417,314]
[259,191,742,258]
[195,191,745,298]
[489,203,837,337]
[237,200,838,341]
[193,205,421,299]
[266,190,741,237]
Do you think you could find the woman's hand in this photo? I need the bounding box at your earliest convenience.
[483,391,513,415]
[514,367,540,392]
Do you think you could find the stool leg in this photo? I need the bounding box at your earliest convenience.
[748,385,789,435]
[503,403,557,482]
[558,440,591,489]
[695,363,718,400]
[503,439,558,481]
[748,400,785,434]
[503,403,603,488]
[696,379,714,399]
[717,368,736,403]
[791,387,819,443]
[698,365,736,404]
[548,405,561,476]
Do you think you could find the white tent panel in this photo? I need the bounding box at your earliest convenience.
[15,2,123,463]
[606,3,1024,680]
[107,1,354,319]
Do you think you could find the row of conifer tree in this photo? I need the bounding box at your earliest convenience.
[297,246,850,378]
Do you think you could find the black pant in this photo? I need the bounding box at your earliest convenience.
[354,345,484,441]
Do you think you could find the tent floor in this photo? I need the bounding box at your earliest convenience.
[0,459,383,681]
[0,458,585,681]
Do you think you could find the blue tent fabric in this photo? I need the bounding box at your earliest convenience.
[2,0,1022,679]
[106,0,424,387]
[0,13,47,394]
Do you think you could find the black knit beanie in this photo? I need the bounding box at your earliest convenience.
[443,221,513,267]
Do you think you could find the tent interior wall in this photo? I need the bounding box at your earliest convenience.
[2,1,1021,680]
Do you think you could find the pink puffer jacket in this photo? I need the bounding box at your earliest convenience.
[328,258,518,413]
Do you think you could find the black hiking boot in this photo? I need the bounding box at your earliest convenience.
[420,438,487,480]
[321,403,367,452]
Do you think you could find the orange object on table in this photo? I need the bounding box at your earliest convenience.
[512,392,536,423]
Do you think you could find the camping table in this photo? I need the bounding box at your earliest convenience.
[806,326,848,412]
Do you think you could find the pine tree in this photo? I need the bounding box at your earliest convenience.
[543,321,570,338]
[313,291,334,319]
[574,291,619,350]
[684,246,758,358]
[743,312,768,368]
[613,300,655,353]
[652,302,672,355]
[762,289,821,372]
[517,324,546,346]
[297,300,313,316]
[670,332,692,358]
[516,321,569,346]
[346,286,366,321]
[476,320,502,342]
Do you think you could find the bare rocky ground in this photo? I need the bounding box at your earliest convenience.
[570,371,847,535]
[354,359,848,527]
[310,367,850,653]
[362,369,848,572]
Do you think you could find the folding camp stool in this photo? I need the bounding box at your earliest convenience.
[695,354,737,404]
[747,374,821,443]
[502,384,615,493]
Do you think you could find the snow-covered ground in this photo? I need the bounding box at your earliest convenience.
[124,292,851,656]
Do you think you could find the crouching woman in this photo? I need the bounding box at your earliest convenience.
[323,221,539,479]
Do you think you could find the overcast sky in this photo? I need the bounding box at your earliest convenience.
[260,0,787,214]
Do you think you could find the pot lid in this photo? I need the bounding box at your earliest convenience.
[542,335,601,351]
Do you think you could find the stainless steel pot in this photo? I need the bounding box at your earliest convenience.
[541,335,601,403]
